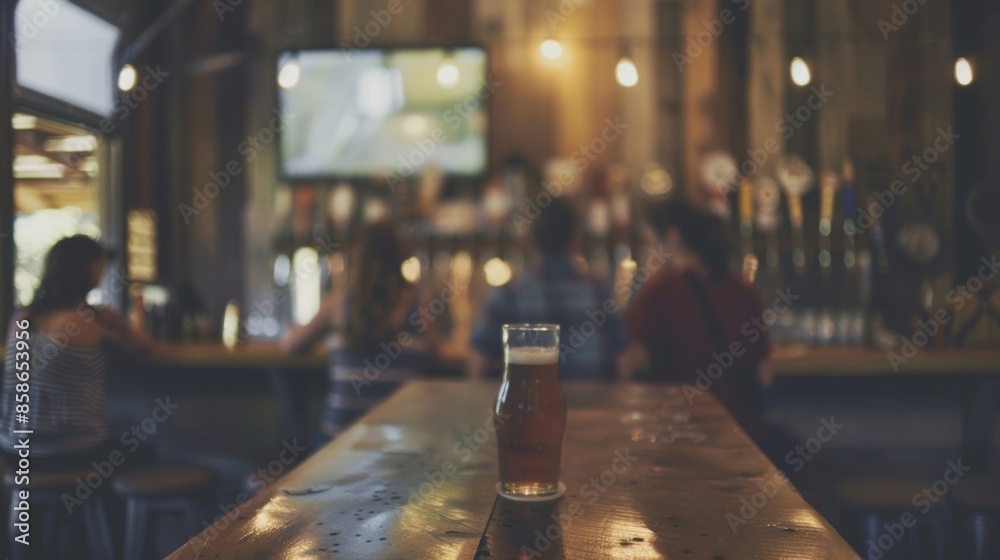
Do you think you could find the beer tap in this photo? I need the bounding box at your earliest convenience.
[776,154,816,343]
[754,177,782,276]
[867,194,891,276]
[817,170,838,344]
[738,178,758,283]
[700,151,739,220]
[839,160,865,344]
[776,155,814,277]
[751,176,784,341]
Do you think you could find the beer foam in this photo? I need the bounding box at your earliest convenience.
[508,346,560,365]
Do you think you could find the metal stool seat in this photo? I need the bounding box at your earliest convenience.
[949,474,1000,559]
[112,464,220,560]
[3,468,115,560]
[835,477,950,560]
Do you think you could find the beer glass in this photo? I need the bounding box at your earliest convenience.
[495,324,567,499]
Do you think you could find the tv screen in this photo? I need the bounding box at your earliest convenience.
[278,47,489,180]
[14,0,120,116]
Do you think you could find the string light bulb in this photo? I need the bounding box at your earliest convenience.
[540,39,563,60]
[436,58,460,89]
[277,56,301,89]
[117,64,137,91]
[954,58,973,86]
[615,56,638,87]
[790,57,811,86]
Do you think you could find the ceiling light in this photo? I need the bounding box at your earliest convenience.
[401,256,422,284]
[954,58,973,86]
[117,64,137,91]
[615,56,638,88]
[278,56,301,89]
[483,257,512,287]
[436,58,460,89]
[790,57,811,86]
[540,39,563,60]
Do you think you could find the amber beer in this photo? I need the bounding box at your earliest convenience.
[495,325,566,498]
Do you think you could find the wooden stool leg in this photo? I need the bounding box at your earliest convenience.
[123,499,149,560]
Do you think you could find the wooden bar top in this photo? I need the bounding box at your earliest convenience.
[149,342,326,369]
[143,341,1000,377]
[168,381,859,559]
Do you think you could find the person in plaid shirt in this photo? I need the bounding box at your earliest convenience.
[469,198,629,380]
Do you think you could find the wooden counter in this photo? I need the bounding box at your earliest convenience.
[167,381,858,559]
[144,342,999,377]
[769,346,1000,376]
[149,342,326,370]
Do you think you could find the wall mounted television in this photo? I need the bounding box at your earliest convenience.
[277,47,489,181]
[13,0,120,117]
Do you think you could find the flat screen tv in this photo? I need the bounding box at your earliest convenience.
[278,47,488,180]
[14,0,120,116]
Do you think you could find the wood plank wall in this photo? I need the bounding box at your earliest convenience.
[130,0,967,340]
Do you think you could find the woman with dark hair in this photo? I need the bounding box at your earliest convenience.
[628,200,772,438]
[282,222,438,442]
[0,235,153,470]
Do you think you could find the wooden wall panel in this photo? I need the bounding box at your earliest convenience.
[682,0,724,199]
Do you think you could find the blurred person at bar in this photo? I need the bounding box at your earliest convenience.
[282,222,439,443]
[470,197,629,380]
[0,235,154,470]
[627,200,772,438]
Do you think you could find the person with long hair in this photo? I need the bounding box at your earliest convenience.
[282,222,438,442]
[627,200,772,438]
[0,235,153,470]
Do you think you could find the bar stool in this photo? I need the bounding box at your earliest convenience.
[4,469,115,560]
[949,474,1000,559]
[835,477,950,560]
[112,464,221,560]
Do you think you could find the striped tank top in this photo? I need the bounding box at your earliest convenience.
[0,330,109,456]
[322,297,431,440]
[323,344,429,439]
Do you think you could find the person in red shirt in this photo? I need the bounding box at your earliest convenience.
[627,200,773,439]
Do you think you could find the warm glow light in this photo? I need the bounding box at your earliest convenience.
[452,251,473,277]
[278,58,301,89]
[330,184,356,227]
[640,163,673,196]
[13,155,65,179]
[615,57,638,87]
[291,247,320,325]
[43,135,98,152]
[117,64,137,91]
[483,257,512,287]
[401,256,422,284]
[436,59,460,89]
[790,57,811,86]
[955,58,973,86]
[12,114,36,130]
[540,39,563,60]
[328,252,345,275]
[222,300,240,350]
